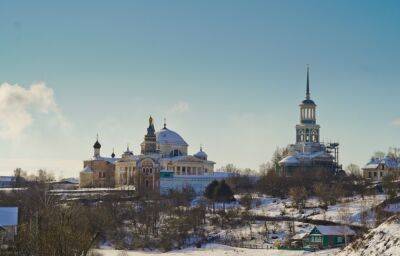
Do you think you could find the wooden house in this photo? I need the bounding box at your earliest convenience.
[303,225,356,249]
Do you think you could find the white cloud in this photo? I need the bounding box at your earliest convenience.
[391,118,400,127]
[0,82,68,139]
[169,101,190,114]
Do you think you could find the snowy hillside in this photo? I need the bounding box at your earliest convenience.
[337,215,400,256]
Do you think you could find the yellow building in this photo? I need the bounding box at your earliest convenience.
[80,117,215,195]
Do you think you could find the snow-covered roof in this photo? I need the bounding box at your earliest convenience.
[279,156,300,165]
[0,176,14,182]
[363,157,400,170]
[93,156,120,164]
[0,207,18,227]
[156,127,188,147]
[292,232,308,240]
[279,148,333,166]
[314,225,356,236]
[82,166,93,173]
[60,178,79,184]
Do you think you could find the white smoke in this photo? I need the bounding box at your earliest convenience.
[0,82,68,139]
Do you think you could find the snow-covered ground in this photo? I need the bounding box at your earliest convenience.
[310,195,386,226]
[214,220,313,248]
[96,194,388,255]
[337,215,400,256]
[96,243,339,256]
[250,194,386,226]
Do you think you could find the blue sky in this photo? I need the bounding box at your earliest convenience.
[0,1,399,177]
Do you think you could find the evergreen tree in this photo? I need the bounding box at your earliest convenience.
[204,180,219,200]
[204,180,219,212]
[215,180,235,210]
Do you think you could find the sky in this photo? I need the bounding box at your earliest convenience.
[0,0,399,178]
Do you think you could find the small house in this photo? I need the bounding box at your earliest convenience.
[303,225,356,249]
[0,207,18,245]
[291,232,308,248]
[0,176,14,188]
[50,178,79,190]
[362,156,400,182]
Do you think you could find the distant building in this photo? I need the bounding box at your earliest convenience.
[50,178,79,190]
[80,117,216,195]
[0,176,14,188]
[159,170,232,195]
[0,207,18,245]
[362,156,400,182]
[302,225,356,249]
[79,136,118,188]
[279,67,341,176]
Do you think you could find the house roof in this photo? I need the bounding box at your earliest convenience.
[363,157,400,170]
[0,207,18,227]
[292,232,308,240]
[0,176,14,182]
[314,225,356,236]
[93,156,120,164]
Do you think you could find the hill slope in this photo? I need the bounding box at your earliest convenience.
[338,215,400,256]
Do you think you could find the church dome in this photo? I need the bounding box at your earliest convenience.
[194,147,208,160]
[156,127,188,146]
[301,99,316,105]
[93,140,101,149]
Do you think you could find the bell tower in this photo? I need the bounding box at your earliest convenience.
[296,66,320,144]
[141,116,157,154]
[93,134,101,157]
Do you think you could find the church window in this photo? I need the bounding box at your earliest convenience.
[380,172,383,177]
[145,180,149,188]
[374,172,377,177]
[182,167,186,174]
[368,172,372,178]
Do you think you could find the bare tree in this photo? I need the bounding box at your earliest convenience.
[346,164,361,177]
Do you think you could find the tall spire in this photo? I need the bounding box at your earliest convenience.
[147,115,155,135]
[163,118,167,129]
[306,64,310,100]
